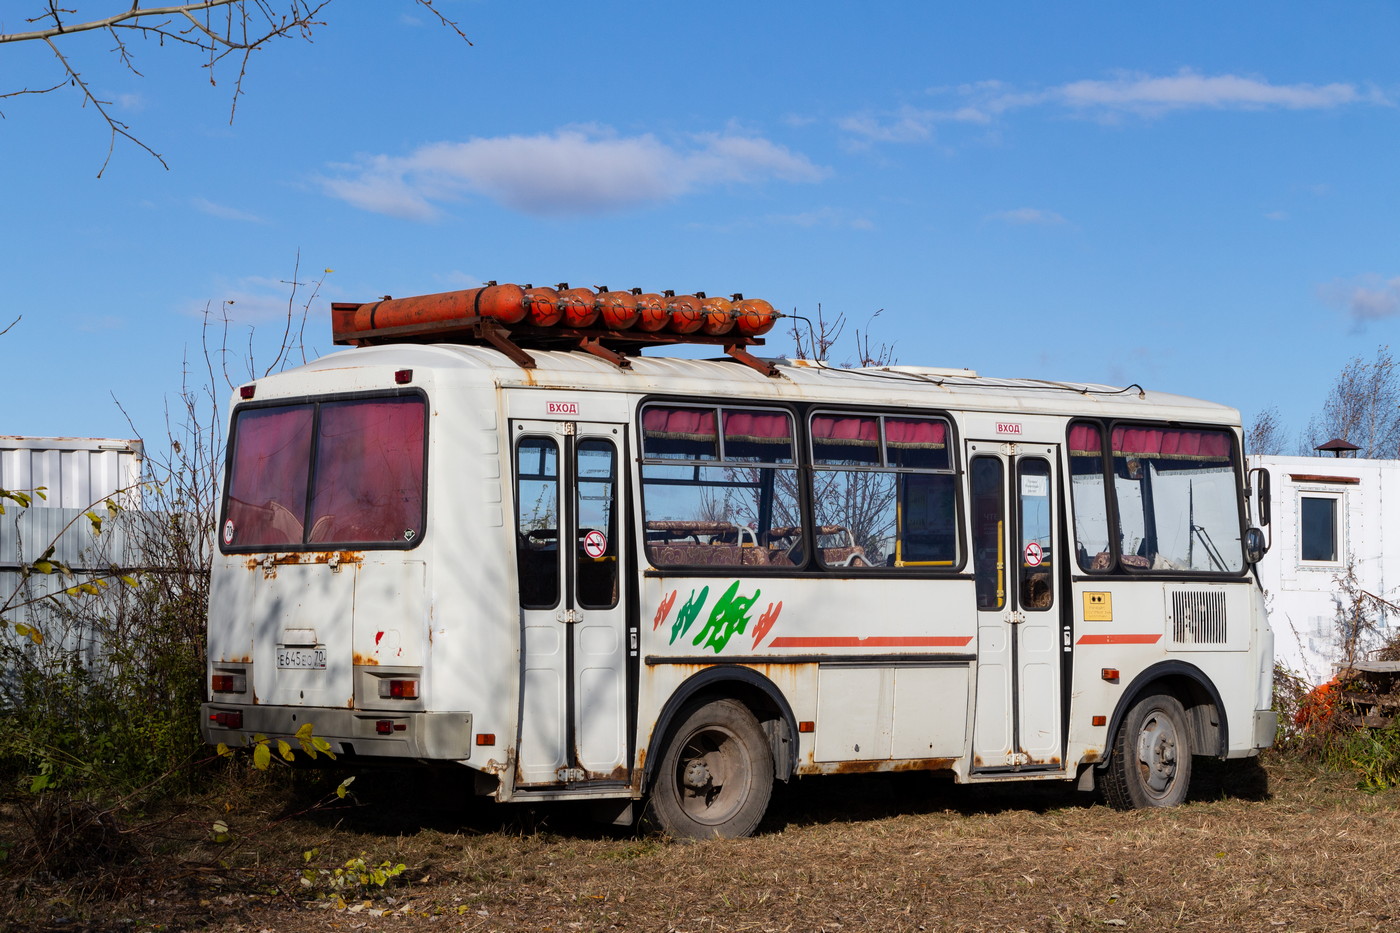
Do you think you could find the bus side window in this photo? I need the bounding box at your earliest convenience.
[516,437,560,609]
[576,439,618,609]
[970,457,1005,610]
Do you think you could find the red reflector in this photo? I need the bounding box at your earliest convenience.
[239,385,255,399]
[476,733,496,746]
[1092,715,1107,727]
[210,710,243,729]
[395,369,413,384]
[211,675,233,692]
[387,679,418,699]
[797,721,815,734]
[375,720,393,735]
[1101,668,1120,683]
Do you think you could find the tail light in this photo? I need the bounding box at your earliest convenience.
[209,710,243,729]
[211,673,247,694]
[379,679,419,700]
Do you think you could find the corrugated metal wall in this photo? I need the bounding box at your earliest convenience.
[0,436,143,510]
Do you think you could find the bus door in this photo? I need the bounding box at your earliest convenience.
[512,420,629,787]
[966,441,1063,771]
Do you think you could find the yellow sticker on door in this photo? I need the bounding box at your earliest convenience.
[1083,592,1113,622]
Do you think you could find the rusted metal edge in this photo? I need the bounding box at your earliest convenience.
[725,343,780,377]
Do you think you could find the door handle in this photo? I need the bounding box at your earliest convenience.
[556,609,582,624]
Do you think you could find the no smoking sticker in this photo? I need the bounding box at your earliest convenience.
[583,529,608,559]
[1024,541,1043,567]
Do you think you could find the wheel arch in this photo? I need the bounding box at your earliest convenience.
[643,665,798,791]
[1101,660,1228,765]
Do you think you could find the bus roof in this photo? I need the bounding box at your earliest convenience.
[274,342,1241,426]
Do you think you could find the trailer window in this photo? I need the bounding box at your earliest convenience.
[809,413,957,570]
[641,404,801,569]
[222,395,426,551]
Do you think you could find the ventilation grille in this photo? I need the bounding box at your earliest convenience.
[1171,590,1227,644]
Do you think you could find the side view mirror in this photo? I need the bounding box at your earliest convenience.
[1244,526,1269,564]
[1248,466,1271,527]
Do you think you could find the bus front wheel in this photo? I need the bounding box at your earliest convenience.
[647,698,773,839]
[1102,692,1193,810]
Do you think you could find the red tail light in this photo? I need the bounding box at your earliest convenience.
[381,679,418,700]
[209,710,243,729]
[211,673,247,694]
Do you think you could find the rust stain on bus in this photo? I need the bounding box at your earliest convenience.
[243,550,365,570]
[800,757,957,776]
[352,654,380,666]
[1082,749,1101,763]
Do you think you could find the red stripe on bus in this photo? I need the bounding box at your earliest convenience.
[1076,633,1162,645]
[767,636,974,649]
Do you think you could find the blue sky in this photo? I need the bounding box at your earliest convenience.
[3,1,1398,453]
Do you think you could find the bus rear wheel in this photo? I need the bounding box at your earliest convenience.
[1103,692,1193,810]
[647,698,773,839]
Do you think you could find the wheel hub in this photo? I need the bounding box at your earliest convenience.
[682,758,714,794]
[1138,713,1179,795]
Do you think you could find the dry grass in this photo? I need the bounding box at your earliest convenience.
[4,753,1400,932]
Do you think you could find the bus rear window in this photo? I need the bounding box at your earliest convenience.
[223,395,426,550]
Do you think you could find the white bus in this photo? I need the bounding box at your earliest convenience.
[202,286,1277,838]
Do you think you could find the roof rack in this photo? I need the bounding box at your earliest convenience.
[331,282,783,377]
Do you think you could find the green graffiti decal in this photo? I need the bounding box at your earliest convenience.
[671,586,709,645]
[693,580,761,654]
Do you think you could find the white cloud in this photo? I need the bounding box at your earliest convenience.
[1263,210,1289,222]
[1320,274,1400,322]
[840,69,1386,145]
[1051,69,1372,115]
[986,208,1068,227]
[191,197,266,224]
[319,126,828,220]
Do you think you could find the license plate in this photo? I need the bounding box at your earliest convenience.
[277,647,327,670]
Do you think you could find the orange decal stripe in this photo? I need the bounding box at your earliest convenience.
[1075,633,1162,645]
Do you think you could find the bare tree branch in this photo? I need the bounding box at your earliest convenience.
[2,2,469,175]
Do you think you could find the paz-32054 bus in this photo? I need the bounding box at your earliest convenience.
[202,283,1277,838]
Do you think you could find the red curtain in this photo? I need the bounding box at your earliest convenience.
[642,406,717,441]
[1069,423,1102,457]
[722,409,793,442]
[1112,426,1233,462]
[884,418,947,448]
[811,415,878,445]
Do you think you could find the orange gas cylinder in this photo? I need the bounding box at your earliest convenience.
[699,294,735,336]
[733,296,778,337]
[558,286,600,329]
[522,285,562,327]
[666,293,704,334]
[476,282,527,324]
[596,289,639,330]
[634,292,669,332]
[337,287,487,336]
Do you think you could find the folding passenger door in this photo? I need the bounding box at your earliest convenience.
[512,420,630,786]
[967,441,1064,770]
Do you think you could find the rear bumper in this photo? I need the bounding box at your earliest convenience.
[201,703,474,761]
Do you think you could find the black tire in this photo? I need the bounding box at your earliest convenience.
[646,698,774,839]
[1102,692,1193,810]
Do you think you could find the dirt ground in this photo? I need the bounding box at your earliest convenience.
[6,753,1400,933]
